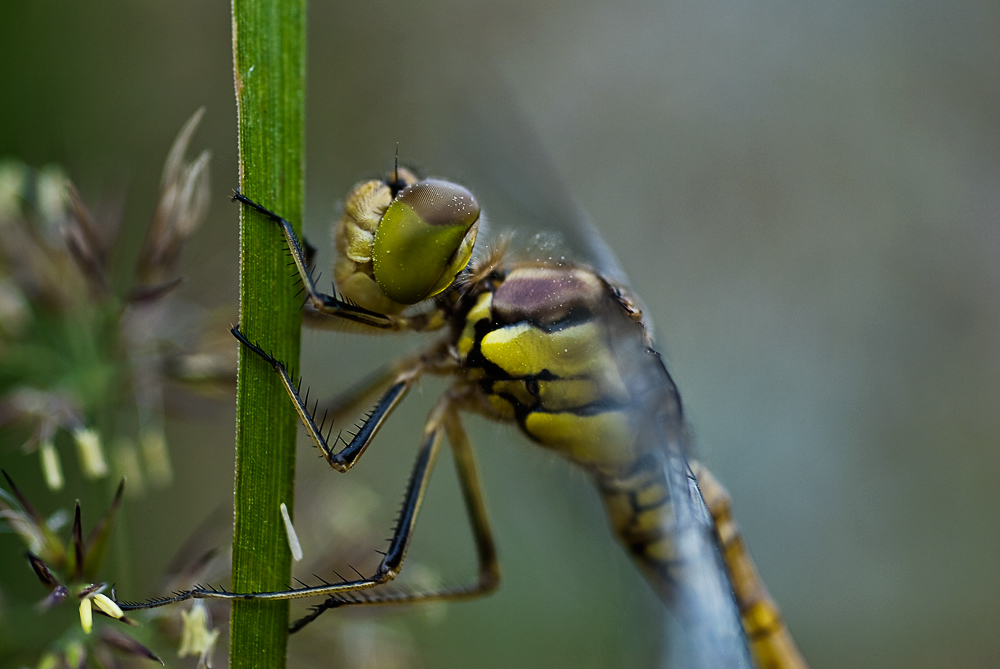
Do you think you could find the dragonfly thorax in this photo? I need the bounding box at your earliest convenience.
[456,263,664,476]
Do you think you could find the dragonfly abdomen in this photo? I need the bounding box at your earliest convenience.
[596,457,684,596]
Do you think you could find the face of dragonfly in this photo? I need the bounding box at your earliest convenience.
[332,167,481,314]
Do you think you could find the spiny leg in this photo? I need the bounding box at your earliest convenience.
[118,386,452,612]
[231,325,422,472]
[290,394,500,632]
[316,359,422,426]
[233,191,421,332]
[692,461,809,669]
[114,337,439,612]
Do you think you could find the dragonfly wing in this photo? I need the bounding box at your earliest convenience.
[661,446,754,668]
[448,78,632,290]
[637,354,753,668]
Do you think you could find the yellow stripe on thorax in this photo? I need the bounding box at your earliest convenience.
[480,321,607,377]
[458,292,493,358]
[477,318,634,468]
[524,410,635,468]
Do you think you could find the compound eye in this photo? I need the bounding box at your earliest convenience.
[372,179,480,305]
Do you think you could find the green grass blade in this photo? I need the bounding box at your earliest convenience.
[230,0,306,666]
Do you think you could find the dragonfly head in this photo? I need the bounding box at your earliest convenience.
[372,179,480,305]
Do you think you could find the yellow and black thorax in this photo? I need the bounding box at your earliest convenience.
[454,263,668,473]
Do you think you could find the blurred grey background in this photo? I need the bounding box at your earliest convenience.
[2,1,998,667]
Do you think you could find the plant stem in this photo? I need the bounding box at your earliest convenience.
[230,0,305,666]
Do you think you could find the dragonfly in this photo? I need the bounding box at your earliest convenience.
[118,162,808,668]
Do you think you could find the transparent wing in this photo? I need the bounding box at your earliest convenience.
[661,448,755,668]
[647,363,754,668]
[447,79,631,289]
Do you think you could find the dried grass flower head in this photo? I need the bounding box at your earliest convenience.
[0,109,234,495]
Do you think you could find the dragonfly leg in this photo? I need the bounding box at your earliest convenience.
[289,394,500,632]
[233,191,432,332]
[692,461,810,669]
[315,359,417,425]
[118,397,454,612]
[116,352,474,615]
[231,325,428,473]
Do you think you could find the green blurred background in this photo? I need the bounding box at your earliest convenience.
[2,1,999,667]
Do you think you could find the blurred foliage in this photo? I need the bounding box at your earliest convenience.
[0,474,163,667]
[0,109,225,497]
[0,111,232,668]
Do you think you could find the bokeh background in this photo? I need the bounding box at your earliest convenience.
[2,1,998,667]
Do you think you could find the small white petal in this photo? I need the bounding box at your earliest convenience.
[40,440,64,490]
[180,600,219,664]
[198,629,220,668]
[74,427,108,478]
[280,503,303,561]
[79,597,93,634]
[36,165,68,224]
[92,593,124,619]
